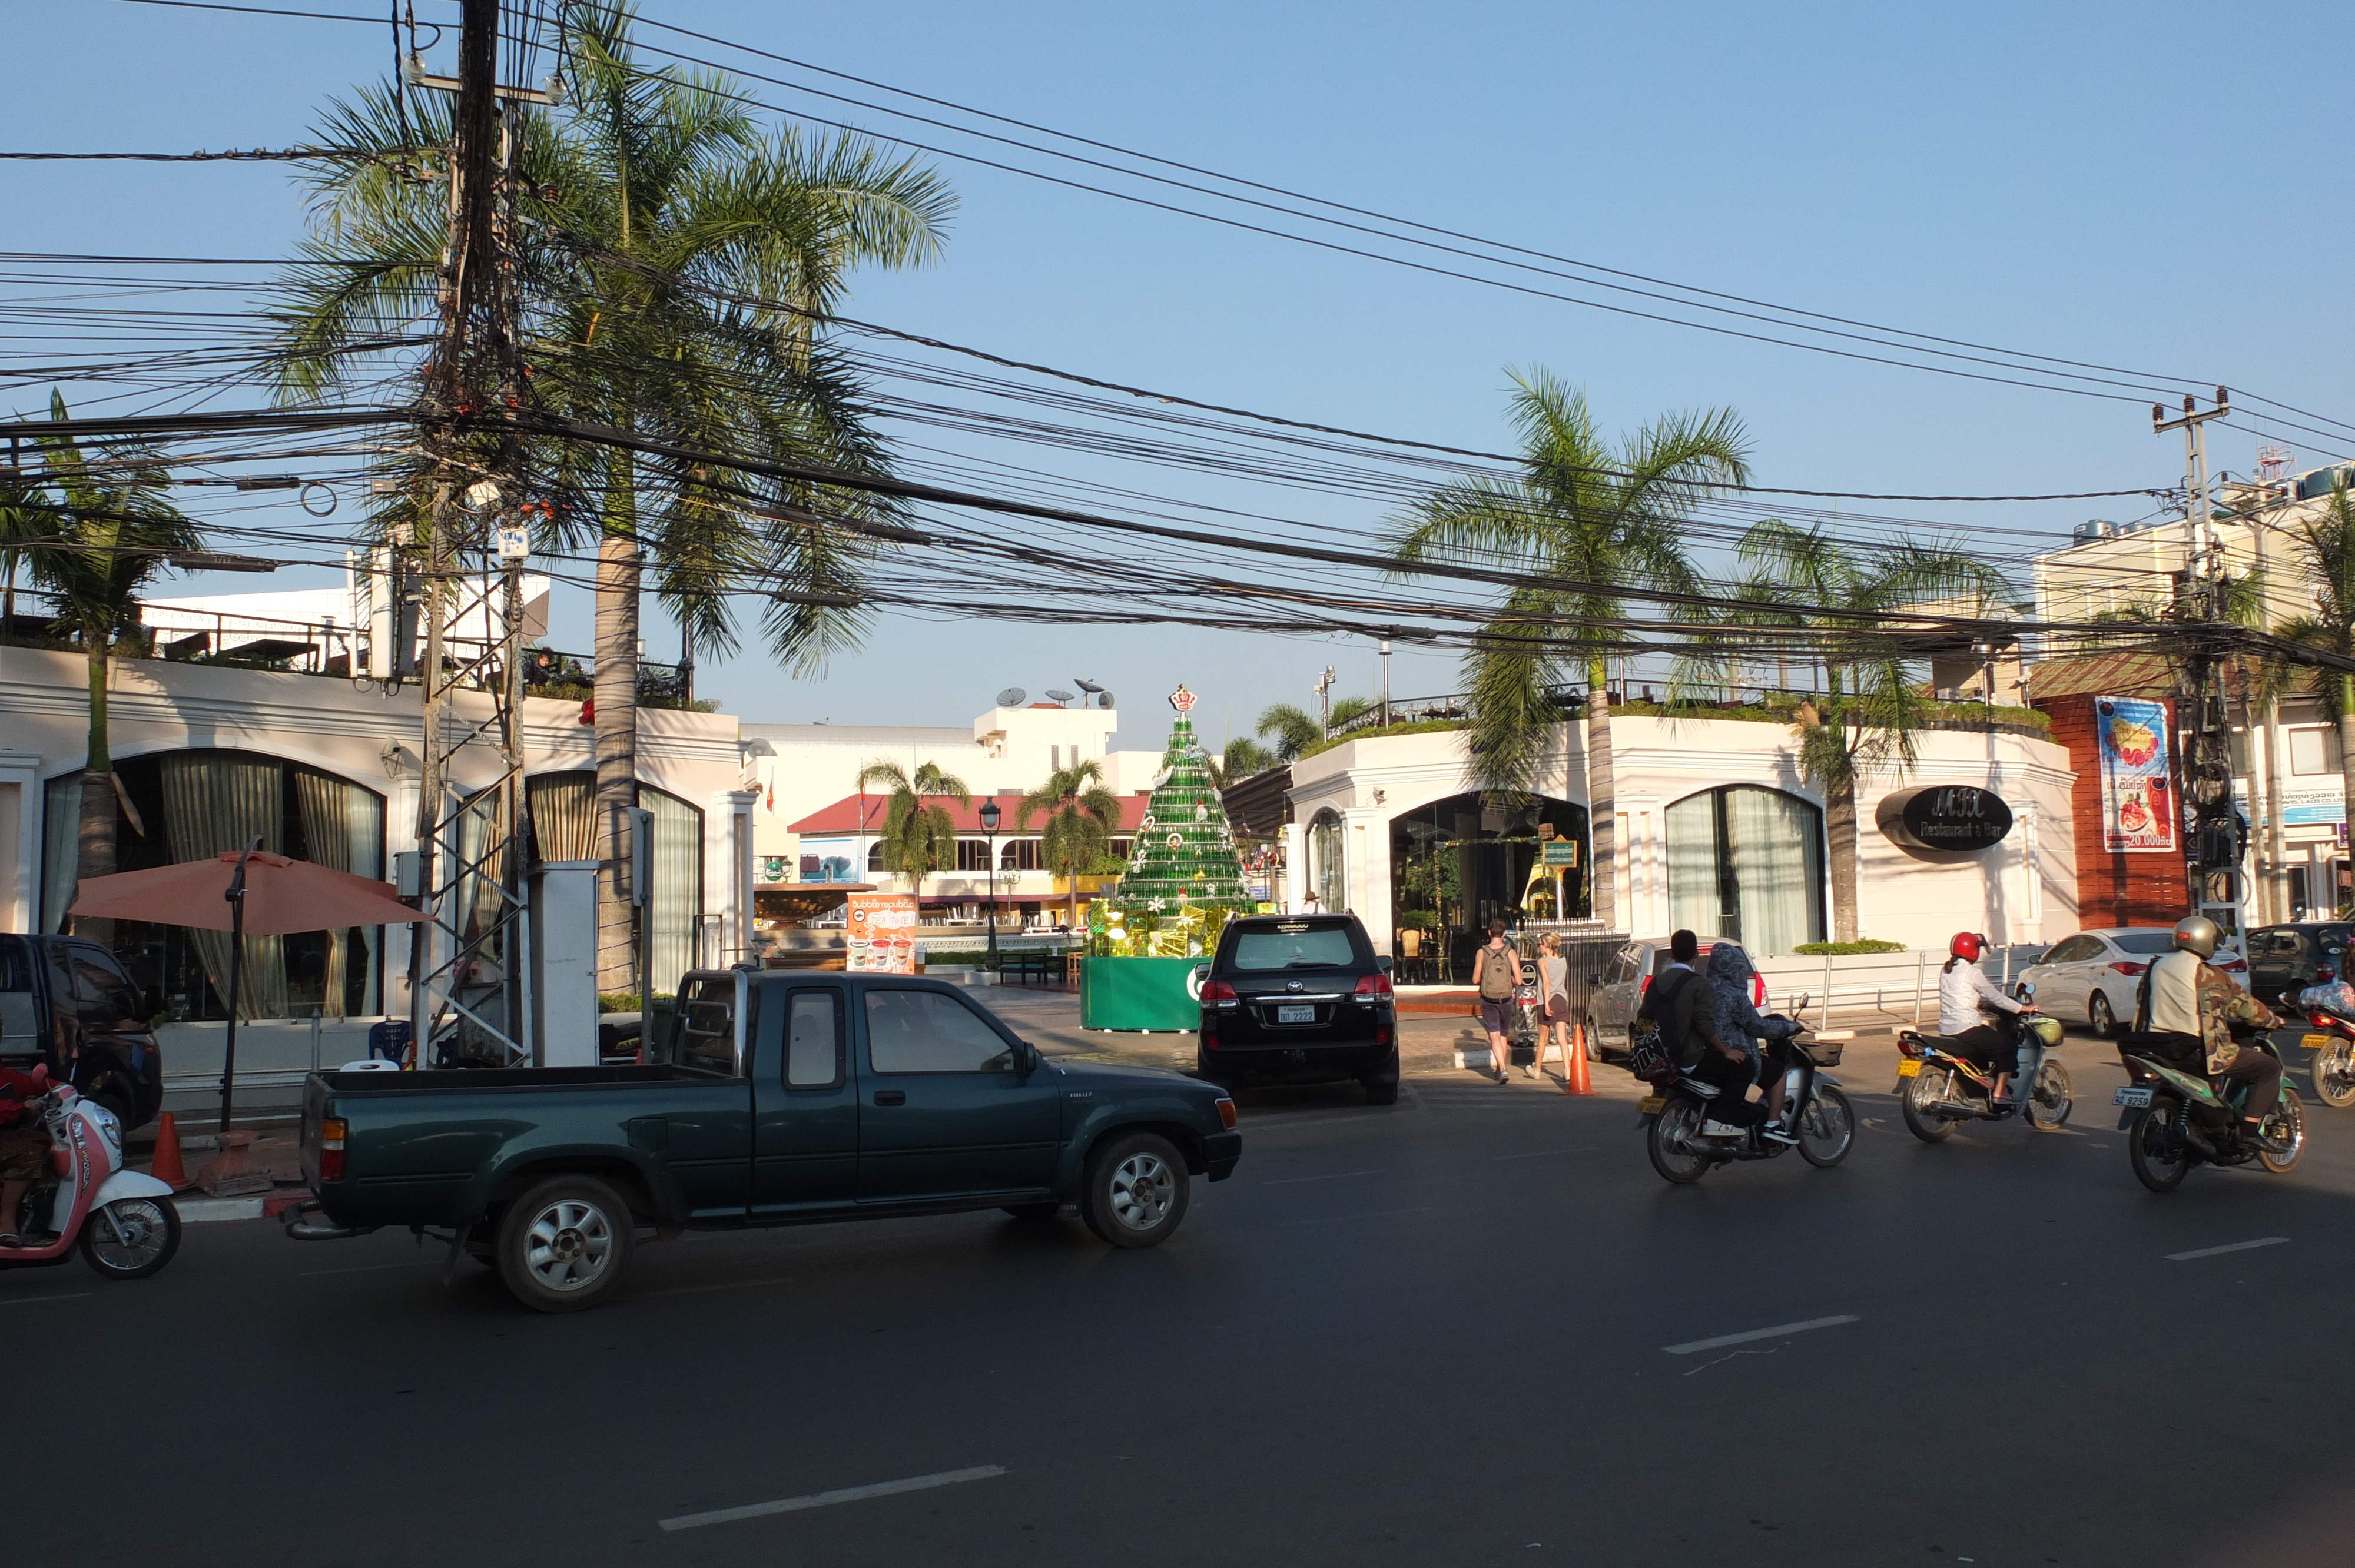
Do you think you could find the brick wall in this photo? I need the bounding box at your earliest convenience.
[2036,695,2187,926]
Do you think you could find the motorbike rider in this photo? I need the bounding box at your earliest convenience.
[0,1062,54,1248]
[1701,941,1804,1142]
[1937,932,2039,1107]
[2133,914,2287,1154]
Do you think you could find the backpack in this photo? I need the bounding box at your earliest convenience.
[1478,943,1517,1000]
[1629,968,1701,1084]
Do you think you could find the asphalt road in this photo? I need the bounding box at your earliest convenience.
[16,1027,2355,1568]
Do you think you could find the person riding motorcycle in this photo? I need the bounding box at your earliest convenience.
[1936,932,2040,1107]
[0,1062,54,1248]
[1701,941,1803,1142]
[2132,915,2286,1154]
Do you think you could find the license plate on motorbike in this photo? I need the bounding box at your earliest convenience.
[1276,1004,1315,1024]
[2113,1085,2154,1108]
[1637,1095,1666,1114]
[1896,1060,1921,1077]
[2303,1033,2332,1051]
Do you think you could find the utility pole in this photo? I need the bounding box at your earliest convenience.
[2155,387,2244,948]
[405,0,540,1067]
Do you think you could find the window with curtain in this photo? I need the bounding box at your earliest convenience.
[641,788,702,996]
[1308,810,1346,912]
[1661,786,1825,954]
[527,772,596,862]
[45,751,386,1022]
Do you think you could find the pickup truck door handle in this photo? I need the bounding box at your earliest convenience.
[871,1089,907,1107]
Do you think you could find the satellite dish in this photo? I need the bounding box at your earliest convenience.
[1074,677,1104,694]
[1045,689,1076,705]
[995,687,1026,708]
[1097,691,1115,709]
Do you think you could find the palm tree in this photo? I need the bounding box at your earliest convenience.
[2277,480,2355,886]
[1220,737,1276,782]
[1388,368,1750,928]
[1732,519,2019,942]
[1015,759,1121,930]
[6,393,199,939]
[270,4,955,991]
[855,760,971,887]
[1256,703,1324,762]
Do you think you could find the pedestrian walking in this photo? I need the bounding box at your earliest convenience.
[1535,931,1571,1080]
[1472,918,1518,1084]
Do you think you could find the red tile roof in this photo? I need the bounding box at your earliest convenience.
[788,790,1153,834]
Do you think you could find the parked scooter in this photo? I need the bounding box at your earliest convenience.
[0,1084,181,1279]
[1896,984,2072,1138]
[2278,990,2355,1109]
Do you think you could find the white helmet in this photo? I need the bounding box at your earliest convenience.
[2173,915,2221,959]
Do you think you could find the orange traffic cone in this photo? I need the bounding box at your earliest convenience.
[148,1111,190,1191]
[1565,1024,1594,1097]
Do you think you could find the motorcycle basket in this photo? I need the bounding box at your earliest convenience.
[1800,1037,1845,1066]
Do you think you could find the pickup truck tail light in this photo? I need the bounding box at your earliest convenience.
[319,1116,347,1182]
[1215,1098,1236,1130]
[2109,961,2148,976]
[1354,972,1393,1001]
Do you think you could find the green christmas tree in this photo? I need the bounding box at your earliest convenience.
[1112,685,1251,911]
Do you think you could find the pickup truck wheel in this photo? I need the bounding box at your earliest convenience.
[495,1176,633,1313]
[1080,1132,1189,1249]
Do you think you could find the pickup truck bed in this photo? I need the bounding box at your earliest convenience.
[290,970,1239,1311]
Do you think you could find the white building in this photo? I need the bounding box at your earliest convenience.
[1278,714,2077,970]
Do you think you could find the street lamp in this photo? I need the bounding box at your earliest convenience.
[978,798,1002,969]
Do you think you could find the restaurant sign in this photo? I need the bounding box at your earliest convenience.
[1880,785,2014,853]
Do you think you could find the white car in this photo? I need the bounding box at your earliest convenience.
[2017,928,2247,1038]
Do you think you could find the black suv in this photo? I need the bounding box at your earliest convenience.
[1195,913,1399,1104]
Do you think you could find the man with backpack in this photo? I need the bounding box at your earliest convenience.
[1471,919,1521,1085]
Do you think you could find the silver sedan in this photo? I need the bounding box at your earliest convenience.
[2016,928,2248,1038]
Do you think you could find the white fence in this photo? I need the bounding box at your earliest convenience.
[1754,945,2049,1031]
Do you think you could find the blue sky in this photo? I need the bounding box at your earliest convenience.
[6,0,2350,749]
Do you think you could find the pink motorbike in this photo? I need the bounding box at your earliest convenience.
[1,1083,181,1280]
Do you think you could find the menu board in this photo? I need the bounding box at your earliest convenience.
[845,892,920,973]
[2096,695,2176,853]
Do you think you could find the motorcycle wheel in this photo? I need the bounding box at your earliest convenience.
[2310,1042,2355,1109]
[1796,1084,1855,1167]
[79,1197,181,1280]
[2127,1105,2190,1193]
[2259,1088,2307,1174]
[2026,1058,2074,1130]
[1646,1097,1714,1185]
[1901,1064,1961,1142]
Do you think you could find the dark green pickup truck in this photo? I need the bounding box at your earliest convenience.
[283,968,1240,1311]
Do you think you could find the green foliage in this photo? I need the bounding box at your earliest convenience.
[1386,367,1751,796]
[1790,939,1908,955]
[1293,716,1472,760]
[1016,759,1122,924]
[1222,736,1276,778]
[857,759,971,880]
[1255,702,1324,762]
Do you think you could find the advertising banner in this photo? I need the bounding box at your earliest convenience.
[845,891,920,973]
[2096,695,2176,853]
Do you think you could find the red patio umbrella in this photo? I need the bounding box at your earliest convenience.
[69,841,423,1129]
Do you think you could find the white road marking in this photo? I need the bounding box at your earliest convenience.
[1663,1315,1860,1356]
[0,1293,90,1307]
[1261,1169,1386,1185]
[659,1465,1008,1531]
[1277,1205,1430,1227]
[2166,1237,2289,1261]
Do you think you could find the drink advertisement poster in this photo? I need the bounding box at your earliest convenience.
[846,892,920,973]
[2096,695,2176,853]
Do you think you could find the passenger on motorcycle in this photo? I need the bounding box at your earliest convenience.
[2133,915,2287,1154]
[1937,932,2039,1106]
[0,1062,54,1247]
[1702,941,1803,1142]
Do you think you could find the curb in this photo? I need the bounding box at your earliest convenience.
[175,1197,266,1223]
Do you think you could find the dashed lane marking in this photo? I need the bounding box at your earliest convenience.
[0,1293,90,1307]
[2166,1237,2288,1261]
[1663,1315,1860,1356]
[659,1464,1009,1531]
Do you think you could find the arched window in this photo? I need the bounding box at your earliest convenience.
[1001,839,1040,872]
[1664,786,1825,954]
[1307,809,1346,912]
[867,840,887,872]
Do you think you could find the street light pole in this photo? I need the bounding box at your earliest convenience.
[979,798,1001,971]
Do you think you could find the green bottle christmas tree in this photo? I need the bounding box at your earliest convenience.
[1112,685,1251,911]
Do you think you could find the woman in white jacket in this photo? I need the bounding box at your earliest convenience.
[1938,932,2037,1105]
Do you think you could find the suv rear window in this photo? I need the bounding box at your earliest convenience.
[1229,922,1358,971]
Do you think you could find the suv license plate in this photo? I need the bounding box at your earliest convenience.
[2113,1085,2154,1108]
[1277,1004,1315,1024]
